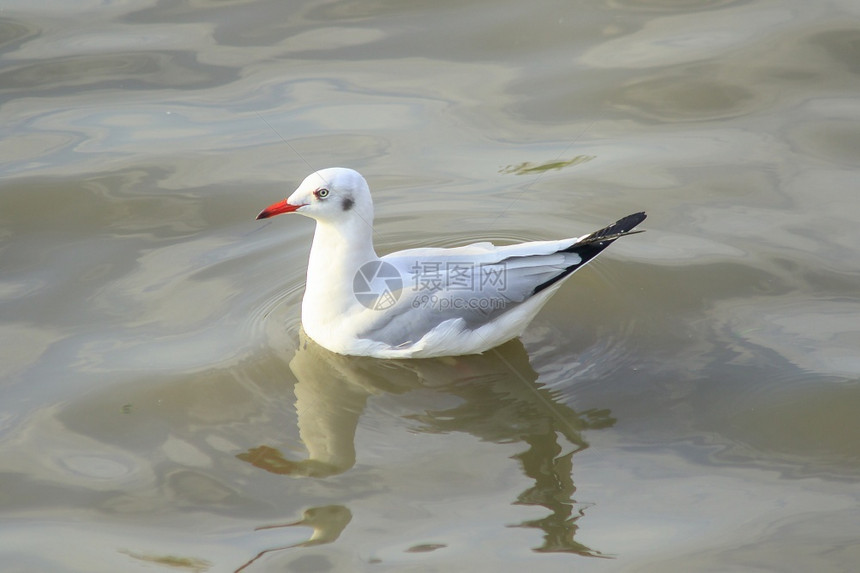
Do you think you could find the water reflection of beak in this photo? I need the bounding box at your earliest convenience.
[256,505,353,547]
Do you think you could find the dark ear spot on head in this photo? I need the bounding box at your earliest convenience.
[342,196,354,211]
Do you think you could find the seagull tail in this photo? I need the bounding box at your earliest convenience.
[531,212,646,295]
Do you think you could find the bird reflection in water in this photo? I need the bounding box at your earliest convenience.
[236,331,614,566]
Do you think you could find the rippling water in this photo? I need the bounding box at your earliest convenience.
[2,0,859,571]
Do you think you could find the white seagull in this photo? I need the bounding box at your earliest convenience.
[257,167,645,358]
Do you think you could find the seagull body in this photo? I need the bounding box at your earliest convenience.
[258,168,645,358]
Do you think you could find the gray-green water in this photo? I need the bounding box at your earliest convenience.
[1,0,859,571]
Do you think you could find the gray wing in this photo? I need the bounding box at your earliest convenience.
[359,212,646,347]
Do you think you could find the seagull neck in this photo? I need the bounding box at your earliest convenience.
[308,218,379,274]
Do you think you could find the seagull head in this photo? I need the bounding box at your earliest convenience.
[256,167,373,225]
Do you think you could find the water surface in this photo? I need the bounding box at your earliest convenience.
[2,0,859,571]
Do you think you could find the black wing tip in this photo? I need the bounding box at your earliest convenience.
[613,211,647,233]
[576,211,647,246]
[533,211,647,295]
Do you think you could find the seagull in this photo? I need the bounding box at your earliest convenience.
[257,167,645,358]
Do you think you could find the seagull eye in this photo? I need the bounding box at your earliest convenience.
[315,188,330,199]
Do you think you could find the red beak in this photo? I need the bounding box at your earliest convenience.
[256,199,302,220]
